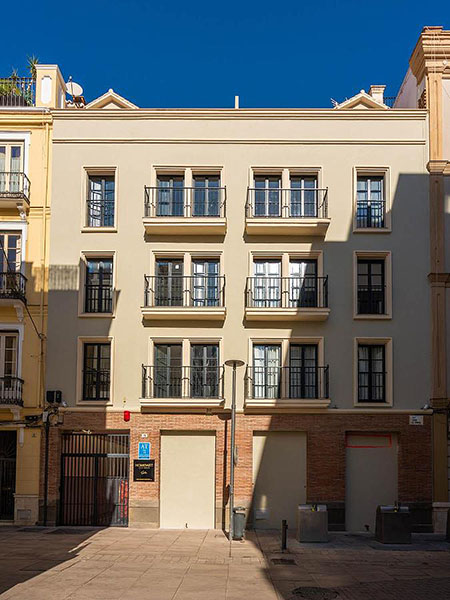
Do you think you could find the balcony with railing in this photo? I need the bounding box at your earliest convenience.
[141,365,225,407]
[355,200,386,229]
[357,285,386,316]
[245,276,329,321]
[142,275,226,320]
[143,186,227,234]
[0,77,35,107]
[245,366,329,408]
[0,272,27,304]
[0,376,24,407]
[0,172,31,213]
[245,187,330,236]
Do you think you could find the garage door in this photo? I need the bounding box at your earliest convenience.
[160,432,215,529]
[346,433,398,533]
[252,432,306,529]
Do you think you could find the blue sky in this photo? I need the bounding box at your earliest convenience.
[1,0,448,108]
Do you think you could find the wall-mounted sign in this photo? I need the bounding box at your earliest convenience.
[134,459,155,481]
[409,415,424,426]
[138,441,151,459]
[141,433,148,439]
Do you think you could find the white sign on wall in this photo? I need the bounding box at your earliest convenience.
[409,415,424,426]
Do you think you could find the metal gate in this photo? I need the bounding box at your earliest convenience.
[60,432,129,526]
[0,431,16,520]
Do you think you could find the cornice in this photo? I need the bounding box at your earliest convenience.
[0,112,52,126]
[410,28,450,81]
[427,159,449,174]
[50,108,427,121]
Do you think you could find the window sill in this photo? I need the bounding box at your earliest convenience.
[78,312,115,318]
[354,314,392,320]
[81,227,117,233]
[77,400,113,406]
[354,402,392,408]
[353,227,391,234]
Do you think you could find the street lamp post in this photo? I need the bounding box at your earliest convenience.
[224,359,245,542]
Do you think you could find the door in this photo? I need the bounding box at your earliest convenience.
[289,344,318,399]
[289,259,317,307]
[157,175,184,216]
[193,175,220,216]
[0,144,23,194]
[155,259,183,306]
[253,344,281,399]
[253,175,281,216]
[85,258,113,313]
[190,344,219,398]
[160,432,215,528]
[60,433,129,527]
[252,432,306,529]
[192,259,220,307]
[0,334,19,402]
[345,433,398,532]
[290,176,318,217]
[253,260,281,307]
[0,431,16,520]
[154,344,182,398]
[0,232,22,297]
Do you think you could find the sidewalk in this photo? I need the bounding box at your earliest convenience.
[0,527,449,599]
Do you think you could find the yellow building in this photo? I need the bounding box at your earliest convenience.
[0,65,64,525]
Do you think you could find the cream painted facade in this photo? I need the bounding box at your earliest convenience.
[396,25,450,532]
[0,65,65,525]
[44,84,433,531]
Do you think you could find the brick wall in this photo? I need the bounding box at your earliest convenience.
[40,410,432,527]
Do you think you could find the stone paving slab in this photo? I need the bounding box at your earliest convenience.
[0,528,450,599]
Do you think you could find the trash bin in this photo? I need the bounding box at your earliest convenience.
[375,504,411,544]
[233,507,246,540]
[297,504,328,543]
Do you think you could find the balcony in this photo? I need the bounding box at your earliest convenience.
[0,77,35,107]
[141,365,225,408]
[245,187,329,236]
[141,275,226,320]
[245,366,329,408]
[0,173,31,215]
[355,200,387,230]
[0,272,27,304]
[245,276,329,321]
[143,186,227,235]
[0,376,24,407]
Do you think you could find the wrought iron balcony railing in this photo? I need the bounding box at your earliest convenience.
[82,369,111,402]
[357,285,386,314]
[246,276,328,309]
[144,186,226,218]
[0,77,35,107]
[144,275,225,308]
[358,371,386,403]
[84,284,113,313]
[246,188,328,219]
[0,376,24,406]
[356,200,386,228]
[0,272,27,302]
[142,365,224,399]
[245,366,329,400]
[0,172,31,202]
[86,198,115,228]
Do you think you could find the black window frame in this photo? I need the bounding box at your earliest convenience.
[84,257,113,314]
[82,342,111,402]
[357,344,386,403]
[86,174,115,228]
[357,258,386,315]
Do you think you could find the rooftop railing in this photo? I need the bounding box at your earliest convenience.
[0,77,35,107]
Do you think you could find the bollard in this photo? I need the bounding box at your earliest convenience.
[281,519,288,552]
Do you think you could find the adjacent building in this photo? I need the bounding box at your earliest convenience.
[0,65,65,525]
[44,84,432,531]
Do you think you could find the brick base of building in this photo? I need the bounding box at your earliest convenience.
[40,410,432,531]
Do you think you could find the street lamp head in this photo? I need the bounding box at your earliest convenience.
[225,359,245,367]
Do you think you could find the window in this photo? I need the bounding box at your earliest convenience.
[192,259,220,307]
[290,176,318,217]
[356,176,385,228]
[87,175,115,227]
[358,344,385,403]
[193,175,220,216]
[0,232,21,272]
[0,333,20,402]
[85,258,113,313]
[252,260,281,307]
[190,344,219,398]
[253,344,281,399]
[289,259,317,307]
[289,344,318,399]
[157,175,184,216]
[82,342,111,401]
[154,344,182,398]
[155,259,184,306]
[0,145,23,194]
[253,175,281,217]
[357,259,385,314]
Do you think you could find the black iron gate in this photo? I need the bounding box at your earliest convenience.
[60,432,129,526]
[0,431,16,520]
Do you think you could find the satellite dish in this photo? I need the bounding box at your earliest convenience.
[66,80,83,97]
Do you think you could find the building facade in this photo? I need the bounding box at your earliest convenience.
[43,84,433,532]
[0,65,65,525]
[396,26,450,531]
